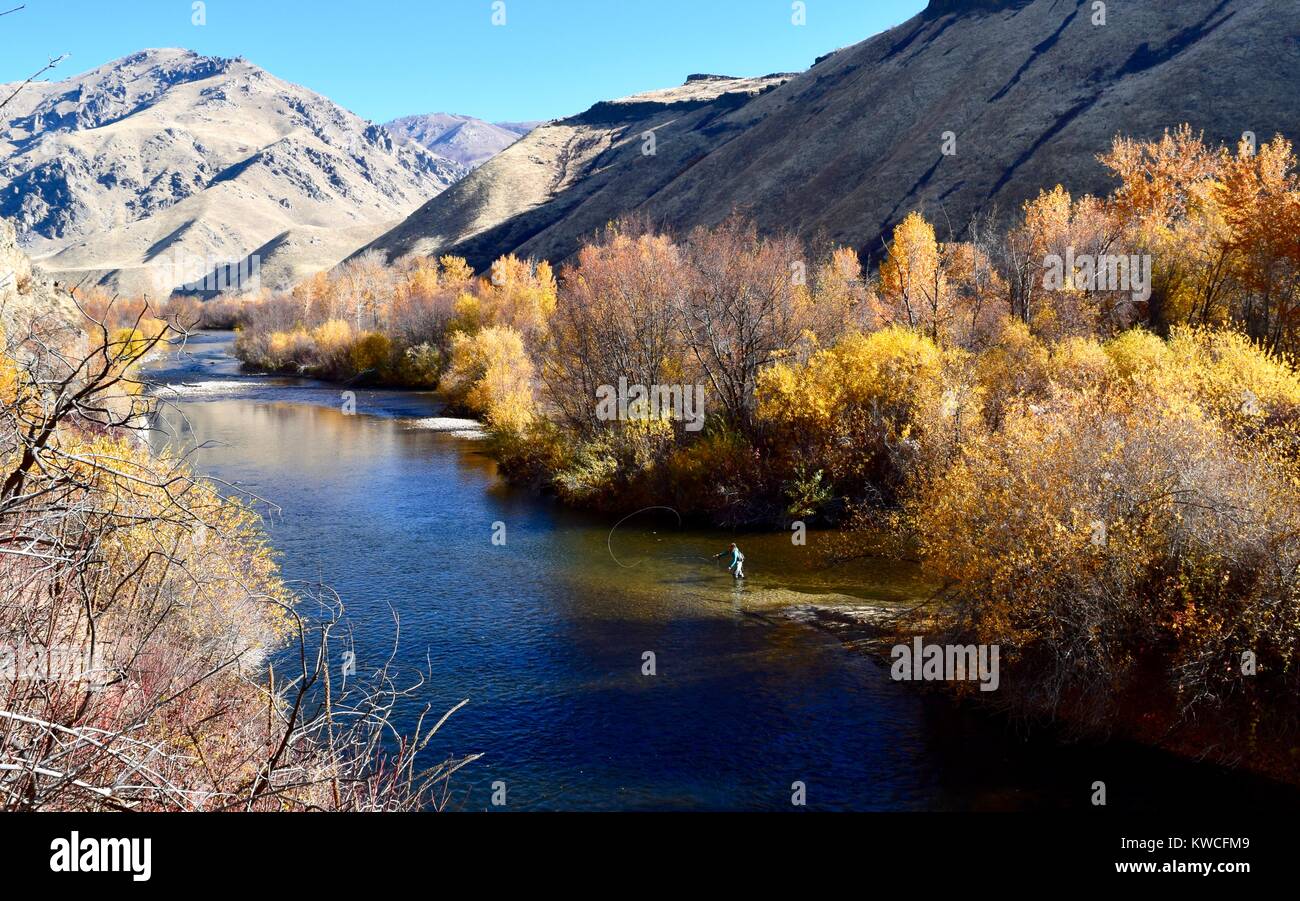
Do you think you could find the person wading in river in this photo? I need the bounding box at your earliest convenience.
[714,543,745,580]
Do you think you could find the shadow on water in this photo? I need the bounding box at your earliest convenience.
[142,332,1300,811]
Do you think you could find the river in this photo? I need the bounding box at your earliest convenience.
[143,331,1298,811]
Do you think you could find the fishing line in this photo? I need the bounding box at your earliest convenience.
[606,505,683,569]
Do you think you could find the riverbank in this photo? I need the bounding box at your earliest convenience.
[136,330,1300,809]
[230,313,1300,792]
[157,331,1300,806]
[785,598,1300,790]
[197,131,1300,801]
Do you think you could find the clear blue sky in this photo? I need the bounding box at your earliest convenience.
[0,0,926,123]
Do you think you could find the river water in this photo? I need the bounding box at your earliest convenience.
[143,331,1298,811]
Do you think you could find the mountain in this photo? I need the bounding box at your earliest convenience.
[495,121,546,138]
[359,0,1298,272]
[0,49,467,297]
[357,73,794,268]
[385,113,543,168]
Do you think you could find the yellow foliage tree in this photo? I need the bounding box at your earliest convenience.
[442,325,536,433]
[880,212,949,339]
[476,255,557,339]
[758,326,973,499]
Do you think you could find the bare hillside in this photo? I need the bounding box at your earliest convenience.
[361,0,1296,270]
[357,73,793,269]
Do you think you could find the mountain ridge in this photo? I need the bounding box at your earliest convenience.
[359,0,1296,273]
[354,72,795,268]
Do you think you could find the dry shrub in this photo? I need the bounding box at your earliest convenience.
[913,331,1300,740]
[349,331,393,380]
[1,320,476,810]
[233,255,474,385]
[756,326,973,504]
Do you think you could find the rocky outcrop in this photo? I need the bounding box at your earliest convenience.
[923,0,1032,18]
[0,217,80,343]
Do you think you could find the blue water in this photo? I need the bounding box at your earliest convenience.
[144,332,1300,811]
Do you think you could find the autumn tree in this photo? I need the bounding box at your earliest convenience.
[337,249,392,332]
[544,225,690,435]
[796,245,875,348]
[1216,136,1300,348]
[442,325,536,432]
[879,212,949,339]
[678,217,808,432]
[466,255,557,342]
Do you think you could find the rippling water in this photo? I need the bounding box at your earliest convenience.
[143,332,1299,811]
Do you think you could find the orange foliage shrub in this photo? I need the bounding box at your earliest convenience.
[913,326,1300,733]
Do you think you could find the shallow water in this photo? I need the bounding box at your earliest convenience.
[144,332,1299,811]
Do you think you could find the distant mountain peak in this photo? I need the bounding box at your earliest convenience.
[385,112,540,169]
